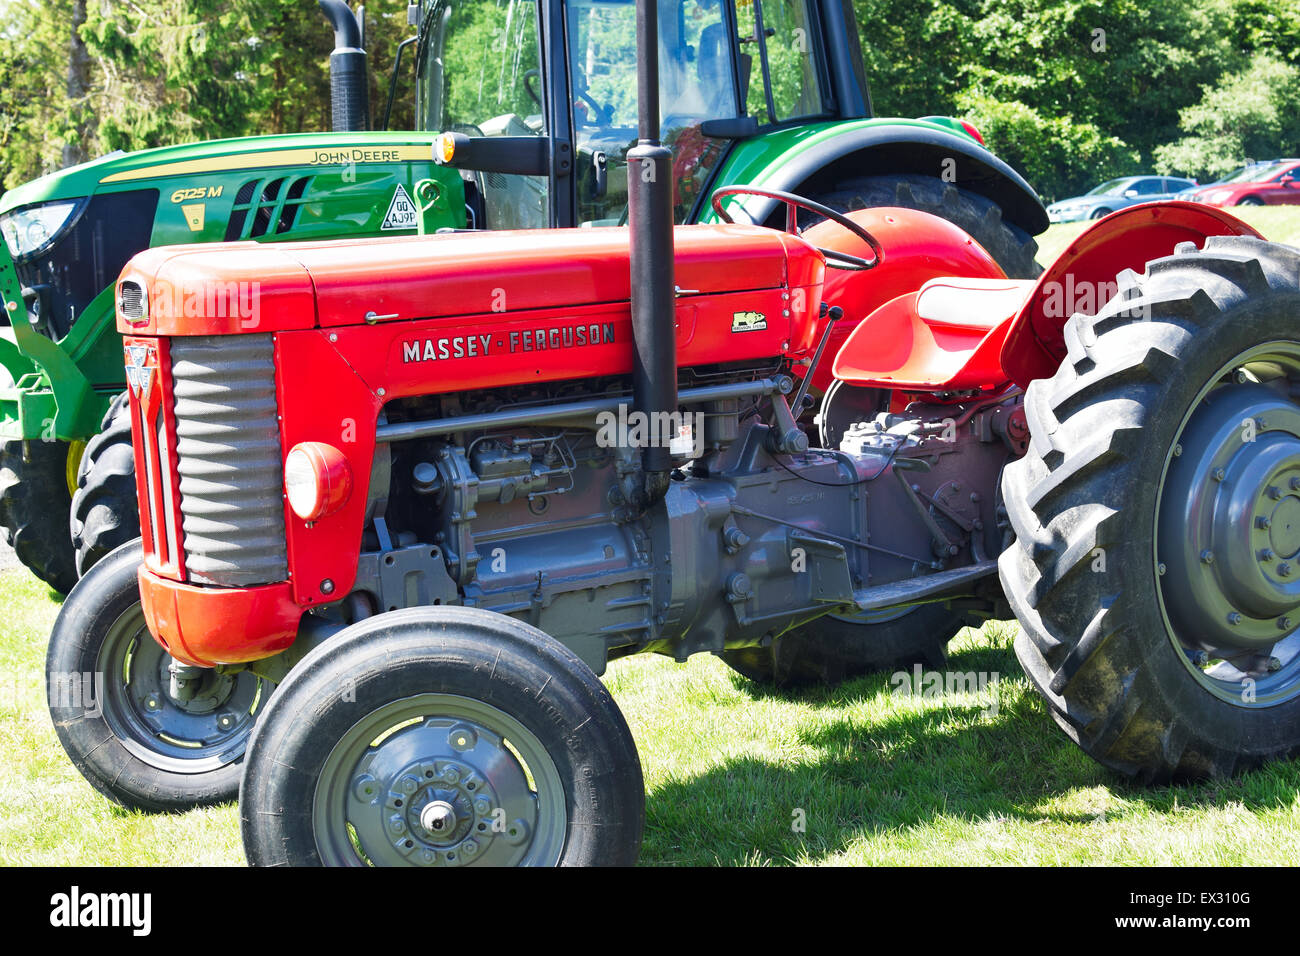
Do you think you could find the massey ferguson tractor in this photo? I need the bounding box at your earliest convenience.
[3,0,1044,596]
[45,0,1300,865]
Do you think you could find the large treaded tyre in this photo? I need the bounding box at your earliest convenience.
[70,391,138,579]
[0,437,78,593]
[241,606,644,867]
[46,540,271,810]
[1001,236,1300,782]
[814,174,1042,279]
[723,603,972,689]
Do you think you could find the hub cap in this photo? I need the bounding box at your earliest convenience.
[96,605,267,771]
[1157,345,1300,705]
[312,694,566,867]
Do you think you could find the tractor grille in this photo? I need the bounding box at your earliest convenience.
[170,335,288,587]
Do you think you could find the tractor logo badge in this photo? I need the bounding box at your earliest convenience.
[181,204,206,233]
[382,185,419,231]
[731,311,767,333]
[124,344,157,400]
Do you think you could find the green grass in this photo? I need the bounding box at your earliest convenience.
[1035,204,1300,265]
[4,566,1299,866]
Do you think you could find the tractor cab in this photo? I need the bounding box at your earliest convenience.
[412,0,868,228]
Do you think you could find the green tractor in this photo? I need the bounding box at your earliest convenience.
[0,0,1046,595]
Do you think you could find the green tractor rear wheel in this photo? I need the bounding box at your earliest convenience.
[812,174,1042,280]
[0,437,80,593]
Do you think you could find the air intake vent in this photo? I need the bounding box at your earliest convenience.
[170,335,288,587]
[117,281,147,322]
[224,176,314,241]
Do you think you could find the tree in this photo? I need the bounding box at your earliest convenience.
[1154,54,1300,180]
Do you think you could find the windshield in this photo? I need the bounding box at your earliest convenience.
[417,0,549,228]
[566,0,740,225]
[1086,178,1134,196]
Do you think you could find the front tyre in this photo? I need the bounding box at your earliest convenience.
[1001,237,1300,781]
[71,392,139,578]
[0,437,80,593]
[46,541,270,809]
[240,606,644,867]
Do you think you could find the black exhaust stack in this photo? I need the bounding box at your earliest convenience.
[319,0,370,132]
[627,0,677,504]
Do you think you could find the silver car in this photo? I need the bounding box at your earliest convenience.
[1047,175,1198,223]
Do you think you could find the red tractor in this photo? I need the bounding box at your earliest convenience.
[44,1,1300,864]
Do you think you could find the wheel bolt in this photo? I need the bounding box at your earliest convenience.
[1213,468,1227,482]
[1158,563,1167,576]
[1269,485,1284,500]
[1269,657,1283,673]
[1173,444,1183,457]
[1228,612,1243,625]
[1281,563,1292,577]
[145,696,159,711]
[1291,477,1300,491]
[1190,650,1209,668]
[1259,549,1275,562]
[1279,617,1292,630]
[1200,550,1214,564]
[1257,516,1272,529]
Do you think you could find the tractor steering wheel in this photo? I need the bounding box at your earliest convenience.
[710,186,883,271]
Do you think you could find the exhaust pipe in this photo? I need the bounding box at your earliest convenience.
[318,0,370,132]
[627,0,676,505]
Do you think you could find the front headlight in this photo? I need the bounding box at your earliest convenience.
[1207,190,1234,206]
[0,200,82,260]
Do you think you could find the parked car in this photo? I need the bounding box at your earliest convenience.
[1046,175,1198,223]
[1185,159,1300,206]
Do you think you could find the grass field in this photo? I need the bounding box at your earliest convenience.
[5,203,1300,866]
[4,566,1299,866]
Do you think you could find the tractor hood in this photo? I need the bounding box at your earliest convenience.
[0,131,437,213]
[117,225,824,337]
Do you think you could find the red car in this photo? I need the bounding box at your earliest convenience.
[1188,159,1300,206]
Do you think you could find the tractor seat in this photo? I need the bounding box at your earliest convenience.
[833,277,1035,391]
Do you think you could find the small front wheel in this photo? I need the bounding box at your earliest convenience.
[46,540,270,810]
[240,607,644,867]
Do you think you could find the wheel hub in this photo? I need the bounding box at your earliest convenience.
[341,715,541,867]
[1159,382,1300,660]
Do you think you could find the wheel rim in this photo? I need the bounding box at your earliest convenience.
[65,439,87,498]
[312,693,567,867]
[96,604,268,771]
[1156,342,1300,706]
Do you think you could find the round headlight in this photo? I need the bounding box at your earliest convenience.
[284,442,353,521]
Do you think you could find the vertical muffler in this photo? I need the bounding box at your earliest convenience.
[318,0,370,132]
[627,0,677,504]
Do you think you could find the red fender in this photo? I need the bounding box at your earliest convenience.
[799,207,1007,394]
[1000,202,1263,388]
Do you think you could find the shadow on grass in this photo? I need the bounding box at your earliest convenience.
[640,638,1300,865]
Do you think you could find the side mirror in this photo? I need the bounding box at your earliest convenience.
[1281,176,1296,186]
[1123,189,1139,198]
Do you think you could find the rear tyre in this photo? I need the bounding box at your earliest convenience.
[0,437,79,593]
[241,606,644,867]
[1089,206,1112,219]
[46,540,271,810]
[723,603,971,689]
[71,392,138,578]
[1001,237,1300,781]
[1237,196,1265,206]
[811,174,1041,279]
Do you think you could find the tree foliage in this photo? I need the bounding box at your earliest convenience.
[0,0,1297,198]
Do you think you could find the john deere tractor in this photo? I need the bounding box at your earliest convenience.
[1,0,1044,595]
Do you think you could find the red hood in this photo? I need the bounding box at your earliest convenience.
[117,225,824,336]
